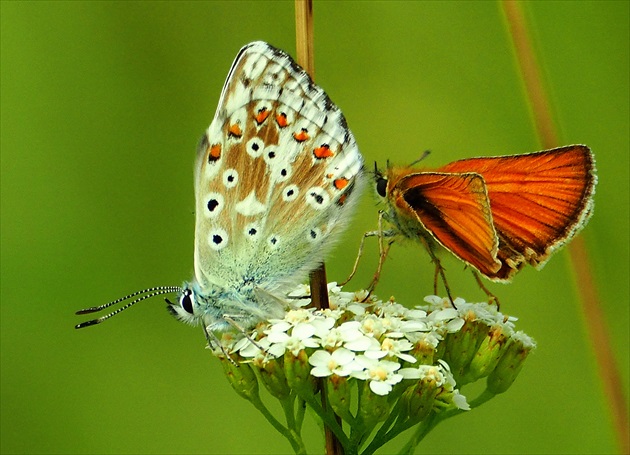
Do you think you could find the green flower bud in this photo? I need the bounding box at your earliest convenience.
[219,357,258,402]
[400,378,439,423]
[357,381,390,428]
[285,349,317,397]
[487,331,536,394]
[326,375,354,423]
[465,324,511,381]
[409,337,436,365]
[257,357,291,400]
[444,315,489,382]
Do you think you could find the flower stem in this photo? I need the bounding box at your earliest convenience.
[247,385,306,454]
[398,414,440,455]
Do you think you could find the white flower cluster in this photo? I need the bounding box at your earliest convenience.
[220,284,508,405]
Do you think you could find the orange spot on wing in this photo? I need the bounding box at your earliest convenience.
[333,178,349,190]
[276,112,288,128]
[208,143,222,162]
[255,107,270,125]
[293,128,309,142]
[228,123,242,138]
[314,144,334,159]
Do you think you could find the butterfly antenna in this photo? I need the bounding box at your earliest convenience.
[75,286,182,329]
[409,150,431,167]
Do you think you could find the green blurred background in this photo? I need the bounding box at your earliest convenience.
[2,1,628,453]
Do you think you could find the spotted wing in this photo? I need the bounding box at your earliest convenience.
[194,41,364,292]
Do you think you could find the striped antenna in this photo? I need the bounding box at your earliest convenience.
[75,286,182,329]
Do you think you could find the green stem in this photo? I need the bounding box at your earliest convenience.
[295,395,307,433]
[246,388,306,454]
[358,399,402,455]
[398,413,441,455]
[468,388,496,408]
[398,388,498,454]
[280,394,297,430]
[301,393,352,451]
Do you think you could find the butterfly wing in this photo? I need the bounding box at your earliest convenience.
[438,145,596,279]
[194,42,364,293]
[389,170,502,277]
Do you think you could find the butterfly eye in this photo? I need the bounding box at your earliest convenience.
[376,176,388,198]
[180,289,195,315]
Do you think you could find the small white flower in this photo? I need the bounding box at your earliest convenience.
[310,316,337,336]
[444,317,465,332]
[309,348,361,377]
[238,336,273,360]
[284,309,315,325]
[266,320,292,334]
[353,289,370,302]
[315,327,341,349]
[404,330,442,348]
[422,295,446,306]
[399,319,429,333]
[452,391,470,410]
[352,356,403,396]
[344,334,376,352]
[512,330,537,348]
[373,300,408,318]
[429,307,459,321]
[287,284,311,298]
[360,314,387,338]
[266,321,319,356]
[359,337,386,359]
[329,321,373,352]
[327,282,342,293]
[406,308,428,320]
[378,337,417,363]
[345,303,367,316]
[318,307,346,320]
[399,364,445,386]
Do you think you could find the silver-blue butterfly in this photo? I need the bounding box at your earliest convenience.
[76,41,365,335]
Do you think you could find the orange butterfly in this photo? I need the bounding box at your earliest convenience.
[367,145,596,302]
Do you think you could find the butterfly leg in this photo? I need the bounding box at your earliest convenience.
[202,324,238,366]
[339,230,379,287]
[471,271,501,309]
[339,212,397,300]
[366,237,394,295]
[222,314,266,352]
[419,237,456,308]
[365,211,396,295]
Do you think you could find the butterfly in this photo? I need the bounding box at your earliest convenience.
[370,145,596,300]
[76,41,365,334]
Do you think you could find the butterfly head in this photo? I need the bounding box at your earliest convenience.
[165,281,234,330]
[166,283,200,326]
[373,161,390,200]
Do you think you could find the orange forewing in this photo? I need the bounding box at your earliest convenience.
[386,145,596,282]
[389,171,502,277]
